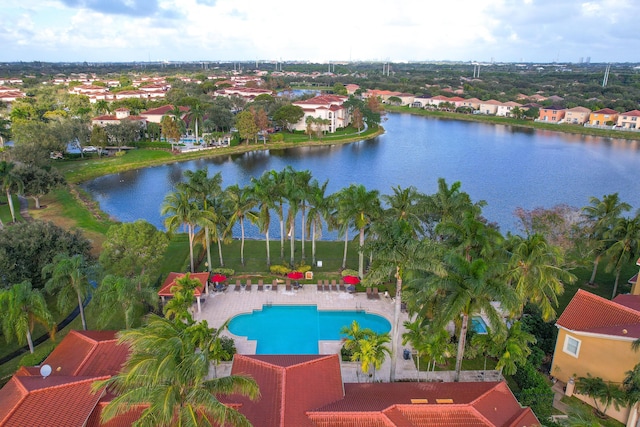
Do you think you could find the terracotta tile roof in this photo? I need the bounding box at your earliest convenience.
[157,272,209,297]
[557,289,640,338]
[566,106,591,113]
[92,115,118,121]
[479,100,502,105]
[294,95,347,106]
[593,108,618,114]
[613,294,640,312]
[621,110,640,117]
[140,104,189,116]
[39,330,128,378]
[228,354,344,427]
[86,397,147,427]
[0,375,108,427]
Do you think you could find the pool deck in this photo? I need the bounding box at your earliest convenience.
[193,284,502,384]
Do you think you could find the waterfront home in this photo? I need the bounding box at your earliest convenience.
[617,110,640,130]
[459,97,482,110]
[588,108,619,126]
[213,86,273,102]
[537,106,566,123]
[551,288,640,425]
[139,104,189,124]
[496,101,523,117]
[345,83,360,95]
[564,106,592,124]
[478,99,502,115]
[291,94,349,133]
[91,108,146,129]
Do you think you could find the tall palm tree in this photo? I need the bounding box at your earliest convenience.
[366,217,442,381]
[0,281,53,353]
[268,169,288,261]
[0,161,24,223]
[336,184,381,277]
[604,213,640,298]
[381,185,425,235]
[170,105,186,135]
[418,251,514,382]
[178,170,223,270]
[582,193,631,286]
[95,274,158,329]
[224,184,256,266]
[93,315,259,427]
[162,189,213,273]
[42,253,92,331]
[423,178,475,232]
[293,170,313,262]
[186,102,206,142]
[306,180,335,266]
[248,173,277,266]
[504,233,576,321]
[472,321,536,375]
[340,320,374,383]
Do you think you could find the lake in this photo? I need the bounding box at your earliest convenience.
[82,113,640,237]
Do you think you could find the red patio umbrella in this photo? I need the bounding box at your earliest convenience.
[287,271,304,280]
[211,273,227,283]
[343,275,360,285]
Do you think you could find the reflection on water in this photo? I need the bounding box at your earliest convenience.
[83,113,640,237]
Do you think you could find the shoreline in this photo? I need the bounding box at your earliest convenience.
[384,105,640,142]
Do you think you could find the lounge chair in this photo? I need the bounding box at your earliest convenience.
[317,280,323,292]
[246,279,252,288]
[257,283,264,291]
[331,280,337,291]
[323,279,329,291]
[272,279,278,291]
[366,287,373,299]
[285,278,291,288]
[286,283,292,291]
[258,279,263,290]
[372,287,380,299]
[234,283,241,292]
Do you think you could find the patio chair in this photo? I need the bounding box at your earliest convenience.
[285,278,291,287]
[331,280,337,291]
[323,279,329,291]
[372,287,380,299]
[366,287,373,299]
[257,283,264,291]
[246,279,252,287]
[234,282,241,292]
[317,280,323,292]
[272,279,278,291]
[286,282,292,291]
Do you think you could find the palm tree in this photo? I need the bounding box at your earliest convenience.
[381,185,424,235]
[163,273,201,322]
[355,332,391,383]
[418,251,514,382]
[0,161,24,223]
[306,180,335,266]
[162,189,213,273]
[575,374,626,417]
[178,170,223,271]
[336,184,381,277]
[582,193,631,286]
[340,320,374,383]
[268,169,288,261]
[604,213,640,298]
[0,281,53,353]
[366,217,442,381]
[224,184,255,266]
[248,173,278,266]
[93,315,259,427]
[423,178,475,231]
[293,170,313,262]
[472,321,535,376]
[42,253,92,331]
[186,102,206,142]
[504,233,576,321]
[170,105,186,135]
[95,274,158,329]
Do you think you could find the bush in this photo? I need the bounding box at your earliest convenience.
[513,363,554,422]
[135,141,172,149]
[295,262,311,273]
[211,267,235,277]
[341,269,359,277]
[220,336,236,361]
[340,345,354,362]
[270,133,284,142]
[18,342,56,368]
[115,151,126,157]
[270,264,291,276]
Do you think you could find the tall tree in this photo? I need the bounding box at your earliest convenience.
[186,101,206,142]
[354,331,391,383]
[306,180,334,266]
[504,233,576,321]
[161,115,182,151]
[472,321,536,375]
[336,184,381,277]
[0,280,53,353]
[0,161,24,223]
[14,164,65,209]
[604,213,640,298]
[272,104,304,132]
[42,253,93,331]
[94,315,259,427]
[248,173,277,266]
[235,109,258,144]
[224,184,255,266]
[95,274,158,329]
[582,193,631,286]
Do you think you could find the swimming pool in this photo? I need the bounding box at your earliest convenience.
[472,316,488,334]
[227,305,391,354]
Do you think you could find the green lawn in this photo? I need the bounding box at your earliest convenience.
[0,194,23,224]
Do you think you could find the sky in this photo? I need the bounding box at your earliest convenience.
[1,0,638,64]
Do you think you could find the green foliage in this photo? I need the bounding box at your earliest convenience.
[269,264,291,275]
[0,221,92,289]
[114,151,126,157]
[18,342,55,367]
[341,269,359,277]
[212,267,235,277]
[270,133,284,142]
[273,104,304,132]
[219,336,236,361]
[295,262,311,273]
[513,363,555,421]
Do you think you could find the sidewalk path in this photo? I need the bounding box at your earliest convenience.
[18,195,33,222]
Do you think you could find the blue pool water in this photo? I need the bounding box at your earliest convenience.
[472,316,488,334]
[227,305,391,354]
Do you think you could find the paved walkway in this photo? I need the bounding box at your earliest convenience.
[18,195,33,222]
[194,284,501,383]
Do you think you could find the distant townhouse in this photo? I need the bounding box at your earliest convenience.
[214,86,273,101]
[345,84,360,95]
[537,106,566,123]
[617,110,640,130]
[139,105,189,124]
[478,99,502,115]
[459,97,482,110]
[91,108,146,129]
[496,101,522,117]
[588,108,619,126]
[291,94,349,133]
[0,86,25,103]
[411,95,432,108]
[564,106,591,124]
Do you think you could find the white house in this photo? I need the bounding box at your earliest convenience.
[291,94,349,133]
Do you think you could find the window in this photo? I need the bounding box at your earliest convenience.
[563,335,581,357]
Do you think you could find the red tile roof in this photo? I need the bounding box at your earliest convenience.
[294,95,347,106]
[557,289,640,338]
[140,105,189,116]
[157,272,209,297]
[593,108,618,114]
[621,110,640,117]
[0,375,108,427]
[228,354,344,427]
